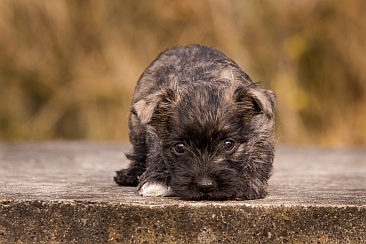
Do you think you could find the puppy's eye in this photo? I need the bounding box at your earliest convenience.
[173,142,185,154]
[223,140,235,151]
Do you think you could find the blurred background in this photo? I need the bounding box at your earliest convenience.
[0,0,365,146]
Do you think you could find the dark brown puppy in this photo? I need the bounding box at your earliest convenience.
[115,44,276,200]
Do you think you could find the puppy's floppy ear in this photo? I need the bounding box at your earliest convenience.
[233,85,276,119]
[132,88,175,124]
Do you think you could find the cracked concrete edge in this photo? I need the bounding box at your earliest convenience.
[1,200,365,243]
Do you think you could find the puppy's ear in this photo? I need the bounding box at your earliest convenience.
[234,85,276,119]
[132,89,175,124]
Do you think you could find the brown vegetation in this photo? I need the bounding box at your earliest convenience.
[0,0,365,145]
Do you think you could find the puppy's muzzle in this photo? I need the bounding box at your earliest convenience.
[196,178,215,193]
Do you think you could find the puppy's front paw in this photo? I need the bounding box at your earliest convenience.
[138,183,175,197]
[238,186,267,200]
[114,169,139,186]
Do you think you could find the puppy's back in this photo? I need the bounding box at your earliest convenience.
[132,44,244,103]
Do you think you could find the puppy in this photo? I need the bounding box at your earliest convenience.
[114,44,276,200]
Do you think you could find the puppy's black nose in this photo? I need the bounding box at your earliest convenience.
[196,178,215,193]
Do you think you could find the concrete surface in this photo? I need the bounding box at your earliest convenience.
[0,142,365,243]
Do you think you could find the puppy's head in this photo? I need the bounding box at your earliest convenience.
[133,79,275,200]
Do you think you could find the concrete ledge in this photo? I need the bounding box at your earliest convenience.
[1,142,365,243]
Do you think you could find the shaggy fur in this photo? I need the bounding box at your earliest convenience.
[114,44,276,200]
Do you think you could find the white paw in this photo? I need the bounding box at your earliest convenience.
[138,183,175,197]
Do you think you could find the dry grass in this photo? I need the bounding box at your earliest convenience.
[0,0,365,145]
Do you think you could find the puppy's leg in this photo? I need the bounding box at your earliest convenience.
[137,127,174,197]
[114,153,145,186]
[239,181,267,200]
[114,114,147,186]
[137,157,174,197]
[238,146,274,200]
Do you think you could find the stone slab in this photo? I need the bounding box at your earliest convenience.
[0,142,365,243]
